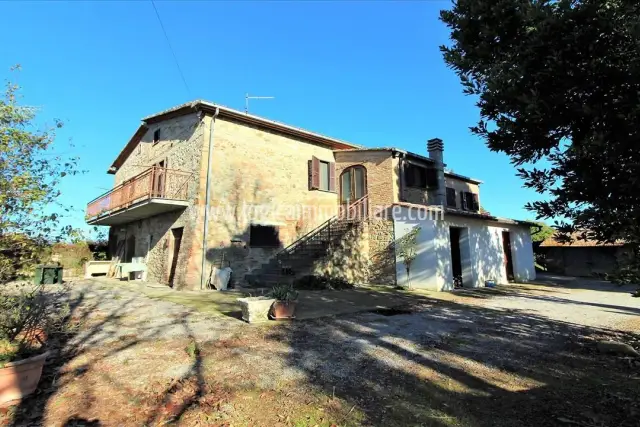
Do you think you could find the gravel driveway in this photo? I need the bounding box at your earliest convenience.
[16,274,639,427]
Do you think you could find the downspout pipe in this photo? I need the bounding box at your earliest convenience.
[200,107,219,289]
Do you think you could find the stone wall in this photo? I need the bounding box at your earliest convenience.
[109,113,205,288]
[312,223,370,284]
[366,218,397,285]
[197,116,341,282]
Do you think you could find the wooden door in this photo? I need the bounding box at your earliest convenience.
[168,227,183,287]
[502,231,515,281]
[152,160,166,198]
[450,227,463,288]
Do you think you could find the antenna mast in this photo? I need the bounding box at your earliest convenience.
[245,93,275,113]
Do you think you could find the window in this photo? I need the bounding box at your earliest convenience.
[446,187,456,207]
[340,165,367,204]
[319,161,330,191]
[153,128,161,144]
[309,156,336,192]
[404,163,439,188]
[460,192,469,210]
[459,192,480,211]
[249,225,280,248]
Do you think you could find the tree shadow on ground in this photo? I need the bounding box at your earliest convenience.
[267,289,640,426]
[6,282,208,427]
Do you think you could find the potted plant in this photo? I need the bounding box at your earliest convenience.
[237,294,276,323]
[0,284,66,407]
[270,284,299,319]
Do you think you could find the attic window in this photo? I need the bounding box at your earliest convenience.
[153,129,161,144]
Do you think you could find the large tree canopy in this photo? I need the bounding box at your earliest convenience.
[440,0,640,250]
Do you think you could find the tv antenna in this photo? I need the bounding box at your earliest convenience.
[245,93,275,113]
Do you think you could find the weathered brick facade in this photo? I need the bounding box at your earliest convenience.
[108,113,204,288]
[100,102,483,290]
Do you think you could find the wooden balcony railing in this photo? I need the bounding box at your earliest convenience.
[86,166,193,219]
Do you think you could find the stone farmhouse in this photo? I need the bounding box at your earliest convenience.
[86,100,535,291]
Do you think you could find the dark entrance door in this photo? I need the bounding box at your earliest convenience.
[450,227,463,288]
[125,235,136,263]
[168,227,183,286]
[502,231,515,281]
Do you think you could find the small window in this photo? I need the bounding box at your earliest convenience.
[460,192,469,210]
[309,156,335,192]
[136,144,141,155]
[405,164,428,188]
[319,161,330,191]
[153,128,161,144]
[250,225,280,248]
[446,188,456,207]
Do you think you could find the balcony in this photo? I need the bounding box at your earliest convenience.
[86,167,193,226]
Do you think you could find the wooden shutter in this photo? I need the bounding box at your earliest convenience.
[309,156,320,190]
[405,165,415,187]
[328,162,336,192]
[446,188,456,207]
[471,193,479,211]
[460,192,468,210]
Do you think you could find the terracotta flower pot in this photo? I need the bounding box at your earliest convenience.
[271,300,297,319]
[0,351,49,407]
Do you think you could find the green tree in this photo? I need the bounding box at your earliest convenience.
[440,0,640,282]
[398,226,421,289]
[0,66,80,282]
[530,221,554,244]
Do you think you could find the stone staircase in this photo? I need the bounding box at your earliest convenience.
[245,196,368,287]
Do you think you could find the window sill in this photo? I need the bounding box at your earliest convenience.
[311,188,337,194]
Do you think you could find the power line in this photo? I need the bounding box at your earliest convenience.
[150,0,191,97]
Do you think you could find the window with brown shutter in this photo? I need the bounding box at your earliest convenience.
[446,187,456,207]
[471,193,480,212]
[460,192,468,210]
[309,157,335,192]
[309,156,320,190]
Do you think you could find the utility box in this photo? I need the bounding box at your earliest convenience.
[33,265,63,285]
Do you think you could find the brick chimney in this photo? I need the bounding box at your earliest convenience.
[427,138,446,206]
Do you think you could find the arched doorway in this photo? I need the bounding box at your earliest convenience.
[340,165,367,205]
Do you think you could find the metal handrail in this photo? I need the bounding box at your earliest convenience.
[275,195,369,263]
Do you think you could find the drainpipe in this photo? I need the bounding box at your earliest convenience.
[200,107,220,289]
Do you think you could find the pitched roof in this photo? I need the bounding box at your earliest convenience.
[540,232,626,247]
[109,100,362,173]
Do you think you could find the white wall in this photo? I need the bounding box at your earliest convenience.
[394,207,535,291]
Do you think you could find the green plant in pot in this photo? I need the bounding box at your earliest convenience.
[0,284,67,407]
[270,284,299,319]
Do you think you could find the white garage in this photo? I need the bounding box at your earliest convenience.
[392,205,535,291]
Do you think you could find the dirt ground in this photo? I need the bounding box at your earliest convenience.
[2,276,639,427]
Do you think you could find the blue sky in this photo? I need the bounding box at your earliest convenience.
[0,1,544,235]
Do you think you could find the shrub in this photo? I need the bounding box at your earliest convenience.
[0,284,68,366]
[292,275,354,290]
[270,284,299,301]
